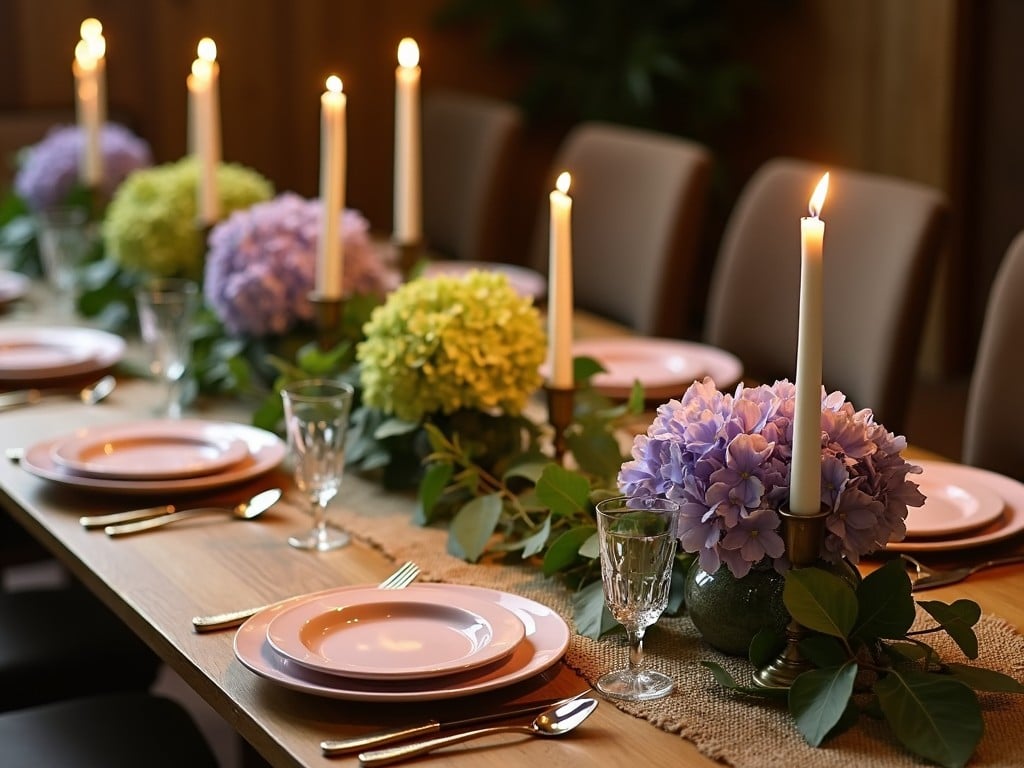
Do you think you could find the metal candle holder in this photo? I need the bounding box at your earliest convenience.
[394,240,425,277]
[752,506,830,691]
[545,385,575,464]
[309,293,345,352]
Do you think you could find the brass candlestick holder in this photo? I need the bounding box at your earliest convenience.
[752,506,830,691]
[394,240,426,277]
[309,293,345,352]
[545,385,575,464]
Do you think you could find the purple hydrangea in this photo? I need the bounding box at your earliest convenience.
[14,123,152,212]
[619,377,925,578]
[203,192,401,337]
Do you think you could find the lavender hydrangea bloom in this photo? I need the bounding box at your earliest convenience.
[14,123,152,212]
[204,192,400,337]
[619,377,925,578]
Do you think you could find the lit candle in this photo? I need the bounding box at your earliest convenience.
[393,37,422,244]
[73,33,103,187]
[789,172,830,516]
[317,75,346,299]
[547,171,574,389]
[187,37,221,225]
[79,18,106,126]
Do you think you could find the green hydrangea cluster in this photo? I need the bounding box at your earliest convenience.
[357,270,547,422]
[102,157,273,280]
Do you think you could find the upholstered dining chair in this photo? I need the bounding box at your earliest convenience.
[703,157,948,435]
[529,121,713,338]
[421,89,523,263]
[962,230,1024,479]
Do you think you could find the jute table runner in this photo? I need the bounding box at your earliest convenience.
[331,475,1024,767]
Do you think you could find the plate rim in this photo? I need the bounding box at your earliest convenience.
[905,463,1006,538]
[0,326,125,382]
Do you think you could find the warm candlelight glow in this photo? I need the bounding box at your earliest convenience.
[74,39,96,69]
[80,17,102,40]
[397,37,419,68]
[197,36,217,62]
[326,75,343,94]
[547,169,574,389]
[809,173,829,217]
[556,171,571,195]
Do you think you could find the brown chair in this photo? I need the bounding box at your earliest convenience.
[529,121,713,338]
[704,157,948,435]
[962,230,1024,479]
[421,89,523,263]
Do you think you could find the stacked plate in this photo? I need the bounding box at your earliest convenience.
[0,326,125,384]
[0,270,30,306]
[234,583,571,702]
[20,419,286,495]
[887,459,1024,552]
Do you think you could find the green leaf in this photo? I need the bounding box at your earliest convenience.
[447,493,503,562]
[853,558,916,640]
[374,417,420,440]
[503,461,549,485]
[577,531,599,560]
[875,669,983,768]
[571,580,619,639]
[918,600,982,659]
[535,463,590,516]
[798,634,849,668]
[700,662,787,698]
[518,514,552,559]
[790,662,858,746]
[566,427,624,479]
[542,525,597,576]
[415,462,454,524]
[573,355,606,382]
[944,663,1024,694]
[885,641,930,663]
[784,567,858,639]
[748,626,785,667]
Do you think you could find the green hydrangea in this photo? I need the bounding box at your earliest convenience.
[102,157,273,280]
[357,271,547,422]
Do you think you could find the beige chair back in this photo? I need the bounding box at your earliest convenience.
[704,157,947,434]
[421,90,523,263]
[530,121,713,337]
[963,230,1024,478]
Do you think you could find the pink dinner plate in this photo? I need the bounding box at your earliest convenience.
[49,419,251,480]
[21,421,285,495]
[0,326,125,382]
[904,461,1005,538]
[266,586,525,681]
[421,261,548,301]
[0,271,30,304]
[234,583,570,702]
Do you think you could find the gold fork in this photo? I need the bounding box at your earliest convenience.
[191,560,420,633]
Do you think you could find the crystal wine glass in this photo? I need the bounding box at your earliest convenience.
[35,206,93,319]
[280,379,355,552]
[134,277,199,419]
[595,495,680,701]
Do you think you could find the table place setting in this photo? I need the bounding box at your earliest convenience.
[0,325,125,384]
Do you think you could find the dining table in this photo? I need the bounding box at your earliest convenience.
[1,278,1022,768]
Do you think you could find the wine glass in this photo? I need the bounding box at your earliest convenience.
[280,379,355,552]
[35,206,93,318]
[595,495,680,701]
[134,278,199,419]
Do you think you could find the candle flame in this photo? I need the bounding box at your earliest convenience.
[808,172,829,218]
[326,75,343,93]
[80,18,102,40]
[397,37,419,68]
[74,39,96,67]
[197,37,217,62]
[556,171,571,195]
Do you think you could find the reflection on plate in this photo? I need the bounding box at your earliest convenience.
[421,261,547,301]
[551,337,743,400]
[21,421,285,495]
[0,271,31,304]
[50,420,251,480]
[0,326,125,382]
[266,586,525,680]
[235,583,570,702]
[887,460,1024,552]
[906,462,1005,537]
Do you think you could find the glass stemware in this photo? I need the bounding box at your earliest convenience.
[35,206,93,318]
[134,277,199,419]
[280,379,354,552]
[595,495,680,701]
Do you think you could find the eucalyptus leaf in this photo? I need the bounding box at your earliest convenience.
[566,426,625,479]
[503,461,549,484]
[854,558,916,640]
[784,567,858,639]
[748,626,785,667]
[577,531,599,560]
[447,493,503,562]
[790,662,858,746]
[573,355,606,381]
[943,663,1024,694]
[374,417,420,440]
[572,580,618,639]
[699,662,786,698]
[874,669,983,768]
[416,462,454,524]
[535,463,590,516]
[518,514,552,558]
[542,525,598,576]
[918,600,981,659]
[798,634,848,669]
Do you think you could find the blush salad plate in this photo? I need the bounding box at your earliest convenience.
[266,586,525,681]
[235,583,570,702]
[887,460,1024,552]
[0,270,30,304]
[561,337,743,399]
[49,420,251,480]
[421,261,548,301]
[21,421,285,495]
[0,326,125,382]
[904,461,1005,538]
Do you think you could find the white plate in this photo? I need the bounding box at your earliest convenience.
[266,586,525,681]
[554,336,743,399]
[421,261,548,301]
[49,420,251,480]
[21,421,285,496]
[887,460,1024,552]
[235,583,570,702]
[0,326,125,382]
[0,271,30,304]
[905,461,1006,538]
